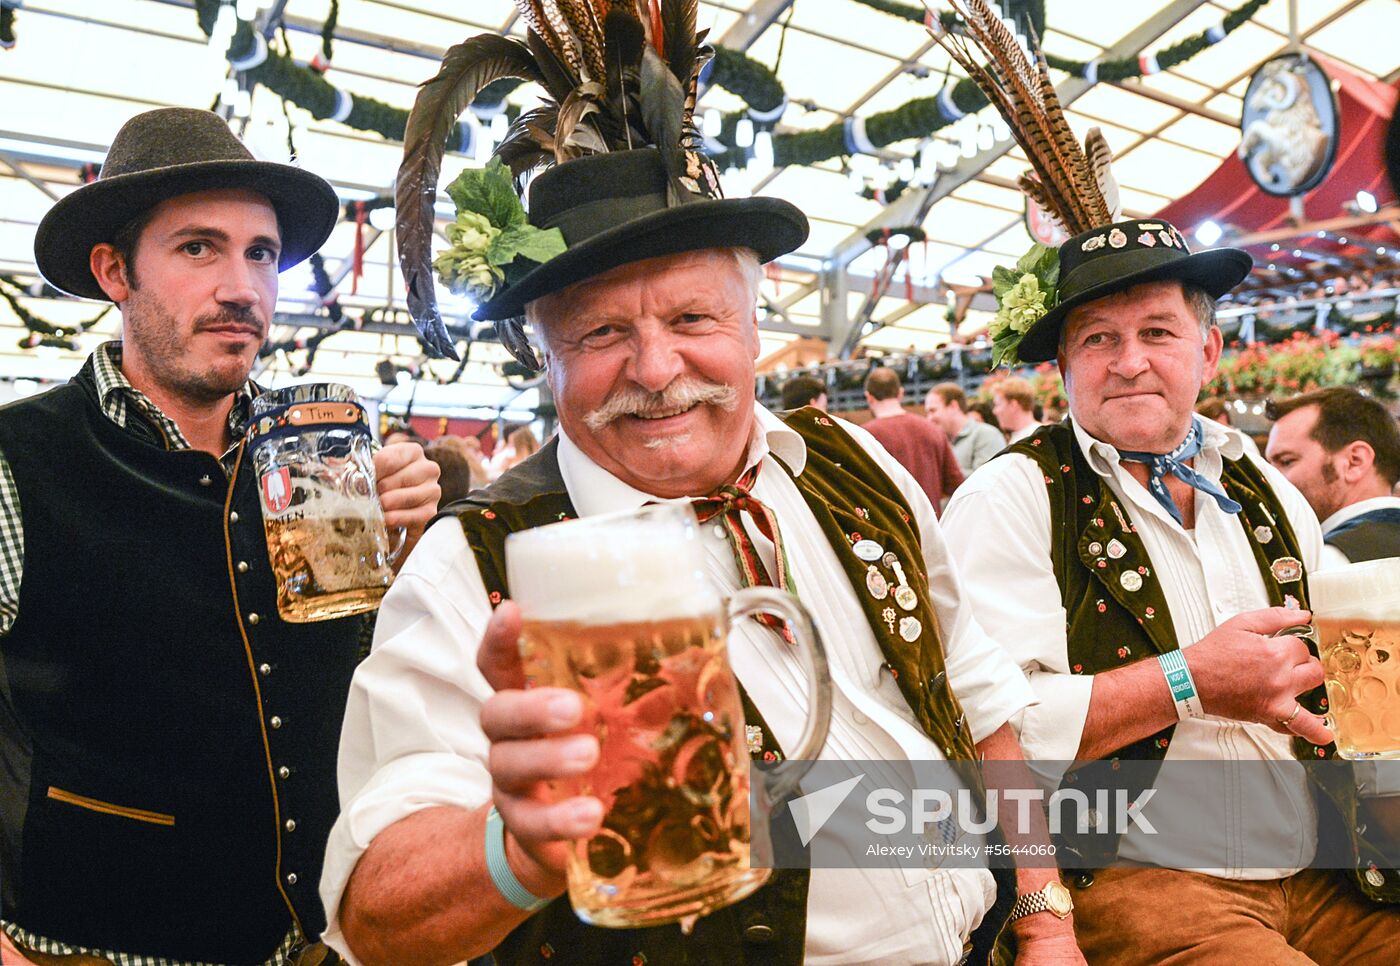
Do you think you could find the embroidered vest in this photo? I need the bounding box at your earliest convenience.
[448,409,1015,965]
[1005,422,1400,901]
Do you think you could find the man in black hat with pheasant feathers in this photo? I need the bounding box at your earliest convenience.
[934,1,1400,962]
[0,107,440,965]
[322,2,1085,964]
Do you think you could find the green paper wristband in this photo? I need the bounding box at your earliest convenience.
[485,805,551,913]
[1158,650,1205,720]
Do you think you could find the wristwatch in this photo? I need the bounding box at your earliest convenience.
[1008,880,1074,921]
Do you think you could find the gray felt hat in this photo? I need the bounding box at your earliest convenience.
[34,108,339,300]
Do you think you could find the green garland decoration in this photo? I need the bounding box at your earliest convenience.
[848,0,1267,82]
[0,1,17,49]
[709,46,786,113]
[320,0,338,64]
[0,275,112,351]
[184,0,1266,179]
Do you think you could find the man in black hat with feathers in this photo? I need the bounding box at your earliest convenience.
[931,3,1400,956]
[321,3,1084,965]
[0,107,440,966]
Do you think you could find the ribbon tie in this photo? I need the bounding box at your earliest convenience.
[1117,417,1242,526]
[690,464,798,643]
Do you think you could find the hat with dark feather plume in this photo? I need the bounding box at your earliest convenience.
[925,0,1250,365]
[397,0,809,368]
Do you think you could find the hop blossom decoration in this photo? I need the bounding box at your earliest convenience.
[434,211,505,301]
[429,158,567,306]
[988,243,1059,368]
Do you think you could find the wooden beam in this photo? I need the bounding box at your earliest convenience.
[1225,207,1400,248]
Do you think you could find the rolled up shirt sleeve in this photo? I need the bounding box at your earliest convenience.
[941,454,1094,764]
[319,518,496,959]
[839,418,1036,743]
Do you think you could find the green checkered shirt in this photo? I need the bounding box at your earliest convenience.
[0,342,303,966]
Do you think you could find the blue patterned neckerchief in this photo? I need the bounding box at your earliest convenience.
[1117,417,1243,526]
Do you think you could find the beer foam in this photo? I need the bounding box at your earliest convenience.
[506,506,717,624]
[1309,557,1400,621]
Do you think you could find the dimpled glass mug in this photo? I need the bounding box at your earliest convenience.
[248,383,402,623]
[506,503,832,929]
[1311,558,1400,759]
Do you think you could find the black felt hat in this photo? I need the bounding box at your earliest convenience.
[34,107,340,301]
[472,148,809,322]
[1016,218,1253,364]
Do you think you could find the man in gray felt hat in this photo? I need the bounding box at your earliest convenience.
[0,107,439,966]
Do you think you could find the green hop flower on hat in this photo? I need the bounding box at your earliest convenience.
[1000,273,1048,334]
[434,210,505,301]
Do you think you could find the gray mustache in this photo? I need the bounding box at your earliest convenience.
[583,379,740,431]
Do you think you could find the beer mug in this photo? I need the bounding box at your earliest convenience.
[248,384,402,623]
[505,503,832,929]
[1311,558,1400,759]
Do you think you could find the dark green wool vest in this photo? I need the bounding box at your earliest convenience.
[449,408,1015,965]
[0,358,363,961]
[1005,422,1400,902]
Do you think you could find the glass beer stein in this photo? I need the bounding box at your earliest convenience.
[1311,558,1400,759]
[247,384,401,623]
[505,503,832,929]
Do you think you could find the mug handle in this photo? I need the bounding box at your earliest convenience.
[386,525,409,564]
[727,587,832,804]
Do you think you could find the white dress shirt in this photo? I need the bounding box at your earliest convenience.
[320,405,1035,966]
[1318,495,1400,570]
[942,418,1325,879]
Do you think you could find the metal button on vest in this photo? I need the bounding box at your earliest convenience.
[286,872,298,885]
[237,560,250,574]
[285,819,297,832]
[259,663,272,676]
[852,710,868,725]
[278,766,291,779]
[199,475,212,487]
[270,715,282,729]
[1366,868,1386,888]
[933,671,947,690]
[229,511,240,524]
[248,612,260,625]
[1074,872,1094,889]
[744,923,774,944]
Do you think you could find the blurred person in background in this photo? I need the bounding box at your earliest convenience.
[1266,387,1400,567]
[863,366,963,511]
[926,381,1006,475]
[778,373,828,412]
[992,376,1039,444]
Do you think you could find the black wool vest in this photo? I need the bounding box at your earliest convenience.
[1324,509,1400,564]
[0,359,362,962]
[446,409,1015,965]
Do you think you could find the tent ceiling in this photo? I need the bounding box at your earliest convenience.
[0,0,1396,406]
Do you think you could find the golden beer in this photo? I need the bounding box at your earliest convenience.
[506,503,830,930]
[249,383,396,623]
[519,612,765,927]
[1311,559,1400,760]
[265,513,393,622]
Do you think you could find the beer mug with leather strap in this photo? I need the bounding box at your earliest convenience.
[506,503,832,929]
[247,383,402,622]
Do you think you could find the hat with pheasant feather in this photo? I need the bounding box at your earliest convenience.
[396,0,808,369]
[926,0,1251,366]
